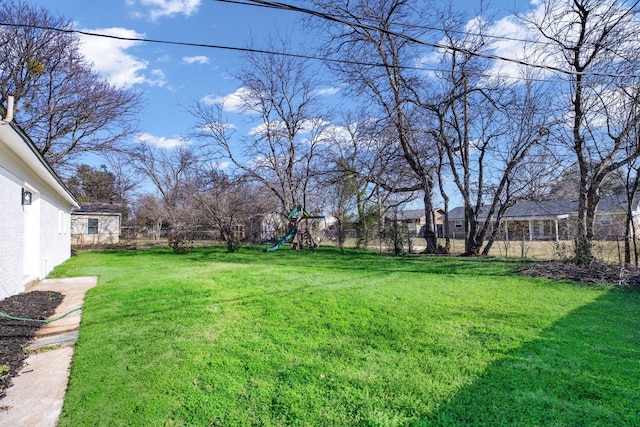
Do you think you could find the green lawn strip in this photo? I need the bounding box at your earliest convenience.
[423,288,640,426]
[50,246,637,426]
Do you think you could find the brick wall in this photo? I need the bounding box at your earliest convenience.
[0,167,26,299]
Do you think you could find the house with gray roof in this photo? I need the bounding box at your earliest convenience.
[445,195,639,241]
[387,208,446,237]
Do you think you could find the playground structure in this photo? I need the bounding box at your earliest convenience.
[267,206,324,251]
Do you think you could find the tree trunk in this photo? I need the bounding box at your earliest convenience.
[422,186,438,253]
[463,205,483,256]
[575,188,599,265]
[625,200,633,265]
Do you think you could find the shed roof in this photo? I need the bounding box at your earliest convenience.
[73,203,122,215]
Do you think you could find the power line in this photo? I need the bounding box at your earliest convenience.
[0,21,556,83]
[244,0,640,80]
[0,21,362,64]
[211,0,278,9]
[0,2,633,83]
[213,0,559,49]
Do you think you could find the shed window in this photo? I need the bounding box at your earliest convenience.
[454,220,463,229]
[87,218,99,234]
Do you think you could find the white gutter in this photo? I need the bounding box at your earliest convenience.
[0,109,80,208]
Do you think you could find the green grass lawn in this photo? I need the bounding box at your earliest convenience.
[49,246,640,426]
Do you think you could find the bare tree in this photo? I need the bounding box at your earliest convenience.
[425,8,552,256]
[322,109,423,249]
[129,142,201,253]
[104,152,139,214]
[193,170,263,252]
[312,0,442,253]
[614,138,640,265]
[522,0,640,264]
[320,121,372,250]
[0,0,142,172]
[191,35,329,221]
[135,194,165,241]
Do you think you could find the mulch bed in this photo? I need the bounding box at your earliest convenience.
[0,291,63,399]
[518,260,640,288]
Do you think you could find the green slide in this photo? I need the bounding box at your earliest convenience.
[267,227,298,251]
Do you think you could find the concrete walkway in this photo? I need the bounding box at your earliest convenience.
[0,276,97,427]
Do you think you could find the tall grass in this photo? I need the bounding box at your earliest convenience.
[50,246,640,426]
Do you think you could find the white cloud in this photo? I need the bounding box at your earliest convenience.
[127,0,202,21]
[183,55,210,65]
[79,27,166,88]
[156,54,171,62]
[200,94,225,105]
[248,118,331,141]
[484,15,538,80]
[249,121,285,137]
[482,1,633,82]
[314,87,340,96]
[425,4,550,83]
[201,87,259,113]
[136,132,186,149]
[148,69,167,83]
[321,123,352,144]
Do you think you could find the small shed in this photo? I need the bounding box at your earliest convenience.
[71,203,122,246]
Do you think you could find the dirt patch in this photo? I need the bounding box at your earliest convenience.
[0,291,63,399]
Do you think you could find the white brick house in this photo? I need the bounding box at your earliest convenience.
[0,110,79,300]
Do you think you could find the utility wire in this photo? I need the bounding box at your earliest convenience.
[1,1,635,83]
[213,0,559,49]
[0,20,551,82]
[0,21,424,71]
[243,0,640,80]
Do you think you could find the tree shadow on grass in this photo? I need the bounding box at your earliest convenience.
[412,289,640,426]
[100,244,525,279]
[133,245,524,277]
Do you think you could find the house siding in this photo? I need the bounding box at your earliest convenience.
[0,117,78,300]
[38,191,73,277]
[0,167,27,297]
[71,213,120,245]
[0,166,76,299]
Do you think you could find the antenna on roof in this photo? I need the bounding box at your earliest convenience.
[1,96,14,125]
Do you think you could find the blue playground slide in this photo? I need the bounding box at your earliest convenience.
[267,227,298,252]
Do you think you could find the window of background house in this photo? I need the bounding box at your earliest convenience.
[88,218,99,234]
[455,221,463,229]
[598,214,612,225]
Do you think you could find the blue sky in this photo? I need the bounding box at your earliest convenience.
[28,0,319,150]
[24,0,542,154]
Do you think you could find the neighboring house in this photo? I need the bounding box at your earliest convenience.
[0,107,80,300]
[389,209,424,237]
[446,195,640,241]
[389,208,446,237]
[71,204,122,246]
